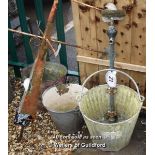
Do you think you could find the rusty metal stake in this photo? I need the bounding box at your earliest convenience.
[14,0,59,141]
[16,126,25,142]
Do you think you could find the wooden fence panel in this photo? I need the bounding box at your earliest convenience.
[71,0,146,98]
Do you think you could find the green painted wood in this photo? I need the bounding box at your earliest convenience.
[34,0,45,32]
[8,18,21,77]
[8,60,28,68]
[34,0,51,61]
[56,0,68,69]
[9,0,80,82]
[16,0,34,64]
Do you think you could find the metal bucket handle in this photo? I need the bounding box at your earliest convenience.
[80,69,145,102]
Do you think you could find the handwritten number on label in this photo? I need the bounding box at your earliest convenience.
[108,76,113,82]
[105,71,117,88]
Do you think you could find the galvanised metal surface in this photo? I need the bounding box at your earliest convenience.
[48,108,84,134]
[42,84,88,134]
[106,24,117,121]
[80,85,143,151]
[106,25,117,69]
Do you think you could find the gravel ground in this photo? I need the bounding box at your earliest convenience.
[8,68,146,155]
[8,73,83,155]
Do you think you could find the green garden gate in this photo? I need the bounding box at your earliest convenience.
[8,0,80,82]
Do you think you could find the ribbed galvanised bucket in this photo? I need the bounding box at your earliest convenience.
[79,69,144,151]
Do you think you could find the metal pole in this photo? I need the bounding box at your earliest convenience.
[34,0,45,32]
[106,23,117,122]
[16,0,34,64]
[100,6,126,122]
[8,18,21,77]
[56,0,68,69]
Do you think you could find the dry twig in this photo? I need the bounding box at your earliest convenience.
[8,28,105,54]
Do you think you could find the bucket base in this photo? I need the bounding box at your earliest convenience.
[49,109,84,134]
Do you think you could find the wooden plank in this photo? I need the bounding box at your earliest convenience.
[114,0,133,86]
[71,0,86,83]
[77,0,99,88]
[78,0,90,86]
[130,0,146,101]
[131,0,146,66]
[114,0,133,63]
[77,56,146,72]
[88,0,99,88]
[72,0,146,95]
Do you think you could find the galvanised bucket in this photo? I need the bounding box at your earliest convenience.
[42,84,88,134]
[79,69,145,151]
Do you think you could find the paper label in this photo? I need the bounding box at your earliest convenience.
[105,71,117,88]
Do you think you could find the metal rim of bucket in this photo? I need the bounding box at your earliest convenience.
[48,107,79,114]
[79,69,145,125]
[80,69,145,102]
[42,84,82,114]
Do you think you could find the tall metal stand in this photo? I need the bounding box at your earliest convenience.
[101,3,126,122]
[106,22,117,122]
